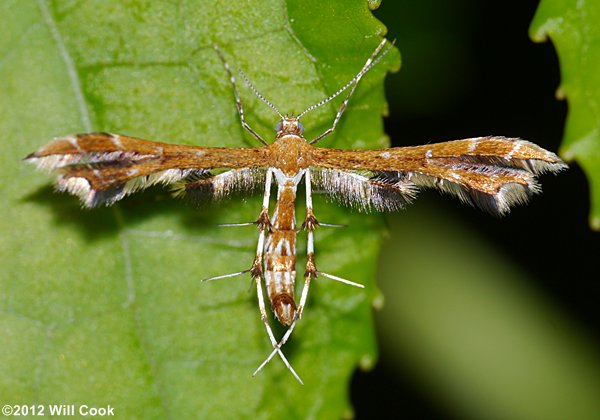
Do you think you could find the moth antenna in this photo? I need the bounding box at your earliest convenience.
[298,38,394,120]
[238,68,284,120]
[214,44,269,145]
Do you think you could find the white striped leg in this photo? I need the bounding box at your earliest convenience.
[317,222,346,228]
[253,274,303,384]
[202,270,249,282]
[253,170,318,372]
[300,168,318,319]
[216,222,255,227]
[256,169,364,370]
[250,170,302,383]
[213,44,267,146]
[254,271,364,373]
[202,170,273,282]
[250,169,272,279]
[253,262,312,373]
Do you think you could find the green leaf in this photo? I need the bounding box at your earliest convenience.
[0,0,398,417]
[531,0,600,229]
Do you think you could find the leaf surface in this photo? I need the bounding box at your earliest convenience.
[0,0,398,417]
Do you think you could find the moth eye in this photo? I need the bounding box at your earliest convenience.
[297,120,304,134]
[275,120,283,132]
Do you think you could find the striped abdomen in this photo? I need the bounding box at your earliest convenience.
[264,175,299,326]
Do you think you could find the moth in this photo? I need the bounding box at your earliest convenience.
[25,39,567,384]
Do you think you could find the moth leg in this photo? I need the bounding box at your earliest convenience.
[299,168,318,320]
[247,169,303,383]
[252,273,303,384]
[253,169,318,372]
[249,169,273,282]
[253,276,308,380]
[255,275,366,375]
[200,267,302,383]
[202,168,273,282]
[315,222,346,228]
[202,270,249,282]
[216,222,256,227]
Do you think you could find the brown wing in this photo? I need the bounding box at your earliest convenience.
[311,136,567,215]
[25,132,269,207]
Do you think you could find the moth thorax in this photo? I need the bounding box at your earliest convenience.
[272,293,297,326]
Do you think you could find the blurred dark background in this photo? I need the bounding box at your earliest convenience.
[351,1,599,418]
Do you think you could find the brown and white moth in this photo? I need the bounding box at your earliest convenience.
[25,39,567,384]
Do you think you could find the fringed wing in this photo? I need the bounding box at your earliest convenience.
[25,132,269,207]
[311,168,418,212]
[173,168,268,202]
[312,136,567,215]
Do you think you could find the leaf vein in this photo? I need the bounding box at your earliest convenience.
[37,0,92,131]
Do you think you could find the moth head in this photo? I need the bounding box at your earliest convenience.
[276,115,304,137]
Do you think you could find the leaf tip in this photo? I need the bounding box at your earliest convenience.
[372,292,385,310]
[590,215,600,231]
[358,353,376,371]
[367,0,382,11]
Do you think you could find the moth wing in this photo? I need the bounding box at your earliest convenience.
[173,167,268,203]
[311,168,418,212]
[311,137,567,215]
[25,132,268,207]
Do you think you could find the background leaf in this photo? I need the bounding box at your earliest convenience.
[531,0,600,229]
[0,0,398,417]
